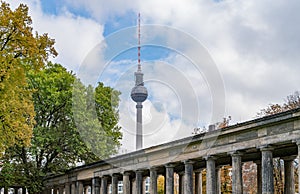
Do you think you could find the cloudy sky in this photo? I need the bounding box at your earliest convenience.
[10,0,300,153]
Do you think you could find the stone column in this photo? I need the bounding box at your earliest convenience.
[296,140,300,194]
[91,178,95,194]
[65,183,71,194]
[255,161,262,194]
[184,160,194,194]
[150,168,158,194]
[123,172,131,194]
[165,164,175,194]
[131,178,136,194]
[84,186,88,194]
[261,146,274,194]
[142,177,146,194]
[178,172,184,194]
[101,176,108,194]
[216,166,222,194]
[194,170,203,194]
[92,177,100,194]
[136,170,143,194]
[71,183,76,194]
[205,156,217,194]
[13,188,18,194]
[22,187,26,194]
[59,186,64,194]
[76,181,84,194]
[4,187,8,194]
[164,175,166,193]
[111,174,119,194]
[231,152,243,194]
[42,188,47,194]
[283,156,296,194]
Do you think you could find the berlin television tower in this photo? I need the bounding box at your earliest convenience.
[130,13,148,150]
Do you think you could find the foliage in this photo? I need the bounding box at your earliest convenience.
[157,175,164,194]
[273,159,284,194]
[217,116,232,129]
[200,167,231,194]
[73,81,122,159]
[220,165,232,193]
[242,162,258,194]
[257,91,300,117]
[0,63,122,193]
[0,1,57,155]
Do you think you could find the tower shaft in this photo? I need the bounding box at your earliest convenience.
[136,102,143,150]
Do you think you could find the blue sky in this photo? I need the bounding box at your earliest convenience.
[10,0,300,152]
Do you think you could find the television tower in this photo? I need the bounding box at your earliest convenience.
[131,13,148,150]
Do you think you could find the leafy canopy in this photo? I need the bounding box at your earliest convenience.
[0,2,122,192]
[0,1,57,154]
[0,63,122,193]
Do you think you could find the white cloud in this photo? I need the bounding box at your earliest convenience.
[104,0,300,149]
[102,57,214,152]
[10,0,300,150]
[10,0,104,72]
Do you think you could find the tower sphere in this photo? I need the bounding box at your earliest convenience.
[131,85,148,102]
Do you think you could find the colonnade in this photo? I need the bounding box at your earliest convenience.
[44,143,300,194]
[45,183,92,194]
[0,187,26,194]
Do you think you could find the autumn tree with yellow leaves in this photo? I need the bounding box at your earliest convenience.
[0,1,57,155]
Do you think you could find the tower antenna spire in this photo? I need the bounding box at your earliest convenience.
[138,12,141,72]
[131,13,148,150]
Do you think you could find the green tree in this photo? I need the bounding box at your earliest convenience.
[73,81,122,160]
[0,1,57,154]
[0,63,122,193]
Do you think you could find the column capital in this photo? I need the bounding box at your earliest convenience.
[101,175,109,179]
[281,155,297,161]
[93,177,101,187]
[294,139,300,145]
[122,171,132,176]
[165,163,176,168]
[177,171,185,176]
[228,150,244,156]
[194,168,204,173]
[259,145,274,151]
[135,169,145,173]
[149,166,159,171]
[112,173,121,177]
[183,159,195,164]
[204,155,217,161]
